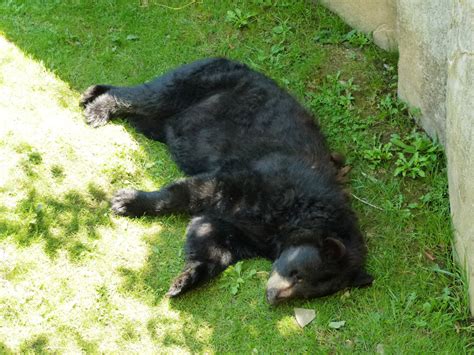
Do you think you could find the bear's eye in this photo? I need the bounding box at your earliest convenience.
[290,270,303,282]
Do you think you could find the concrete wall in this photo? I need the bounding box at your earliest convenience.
[446,0,474,315]
[319,0,474,313]
[318,0,397,51]
[397,0,450,144]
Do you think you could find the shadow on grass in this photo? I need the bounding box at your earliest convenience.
[18,335,50,354]
[0,342,13,355]
[116,217,349,352]
[0,182,111,260]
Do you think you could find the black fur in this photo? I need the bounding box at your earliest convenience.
[81,58,373,304]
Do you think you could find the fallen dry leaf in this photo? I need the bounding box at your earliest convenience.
[340,290,351,300]
[294,308,315,328]
[328,320,346,329]
[424,250,436,261]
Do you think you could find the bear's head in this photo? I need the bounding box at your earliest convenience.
[266,238,373,305]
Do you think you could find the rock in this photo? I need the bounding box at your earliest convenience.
[318,0,398,51]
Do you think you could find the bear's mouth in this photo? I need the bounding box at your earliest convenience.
[266,272,296,305]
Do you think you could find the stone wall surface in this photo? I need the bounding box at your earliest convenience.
[319,0,474,313]
[446,0,474,315]
[397,0,450,144]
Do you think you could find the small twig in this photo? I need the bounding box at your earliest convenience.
[351,193,384,211]
[153,0,200,10]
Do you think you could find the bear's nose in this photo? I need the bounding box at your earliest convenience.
[266,288,280,305]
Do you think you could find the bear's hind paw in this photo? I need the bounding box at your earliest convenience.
[84,100,112,128]
[80,85,111,108]
[80,85,115,127]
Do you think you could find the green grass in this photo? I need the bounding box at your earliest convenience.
[0,0,472,353]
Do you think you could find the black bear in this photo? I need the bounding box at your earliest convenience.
[80,58,373,304]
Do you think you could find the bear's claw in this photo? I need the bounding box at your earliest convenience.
[80,85,111,108]
[80,85,113,127]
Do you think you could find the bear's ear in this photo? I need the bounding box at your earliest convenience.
[322,237,346,260]
[351,269,374,288]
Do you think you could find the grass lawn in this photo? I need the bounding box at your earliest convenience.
[0,1,472,353]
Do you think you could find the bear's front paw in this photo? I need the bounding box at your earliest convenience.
[111,189,142,217]
[166,262,205,297]
[166,280,185,298]
[166,272,192,298]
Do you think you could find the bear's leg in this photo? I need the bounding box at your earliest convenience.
[166,260,223,297]
[80,58,247,131]
[111,174,216,217]
[167,215,252,297]
[110,185,188,217]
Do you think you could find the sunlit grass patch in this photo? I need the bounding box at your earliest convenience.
[0,35,191,353]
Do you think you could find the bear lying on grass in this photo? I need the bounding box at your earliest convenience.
[80,58,373,304]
